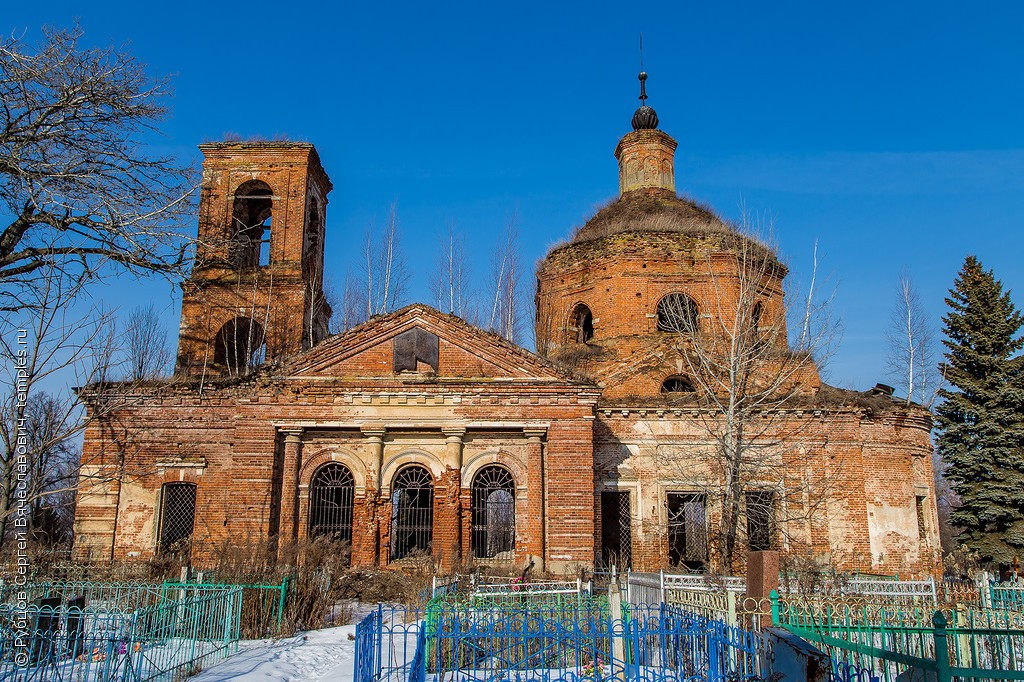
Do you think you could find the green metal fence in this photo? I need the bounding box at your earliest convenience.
[0,580,242,681]
[771,590,1024,681]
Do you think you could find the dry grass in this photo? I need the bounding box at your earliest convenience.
[570,191,729,244]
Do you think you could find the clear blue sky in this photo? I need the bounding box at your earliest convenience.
[8,1,1024,391]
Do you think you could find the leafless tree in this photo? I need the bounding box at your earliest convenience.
[124,304,173,380]
[655,223,843,570]
[886,271,943,408]
[0,273,122,547]
[487,216,524,343]
[0,25,197,313]
[429,224,472,318]
[326,272,368,334]
[362,204,410,317]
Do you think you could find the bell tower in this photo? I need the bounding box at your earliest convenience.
[175,142,332,377]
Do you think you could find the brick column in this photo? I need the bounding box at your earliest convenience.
[437,427,466,572]
[524,429,547,572]
[278,429,304,542]
[361,427,386,566]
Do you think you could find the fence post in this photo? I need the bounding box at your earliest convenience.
[769,589,780,626]
[932,611,951,682]
[277,575,290,630]
[953,603,970,669]
[726,591,737,628]
[659,570,665,604]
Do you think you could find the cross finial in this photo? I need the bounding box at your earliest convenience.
[638,34,648,103]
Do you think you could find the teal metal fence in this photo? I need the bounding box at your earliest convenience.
[771,590,1024,681]
[0,581,242,681]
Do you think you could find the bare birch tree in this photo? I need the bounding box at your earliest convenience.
[325,272,368,334]
[429,225,472,318]
[656,225,842,570]
[362,204,410,317]
[0,25,196,312]
[124,304,173,380]
[0,273,122,547]
[487,216,523,343]
[886,271,943,408]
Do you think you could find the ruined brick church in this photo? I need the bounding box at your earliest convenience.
[73,75,940,576]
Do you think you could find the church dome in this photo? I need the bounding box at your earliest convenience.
[570,190,731,245]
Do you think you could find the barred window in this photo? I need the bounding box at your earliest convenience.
[746,490,776,551]
[390,466,434,560]
[308,463,355,543]
[471,466,516,558]
[601,490,632,569]
[667,492,706,570]
[657,293,700,334]
[159,483,196,554]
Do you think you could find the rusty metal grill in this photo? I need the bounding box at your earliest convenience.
[601,490,632,568]
[390,466,434,560]
[309,463,355,543]
[667,493,706,569]
[471,466,516,558]
[159,483,196,554]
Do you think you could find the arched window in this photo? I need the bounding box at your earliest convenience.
[214,317,266,375]
[657,293,700,334]
[390,466,433,560]
[159,483,196,555]
[308,463,354,543]
[568,303,594,343]
[230,180,273,269]
[751,301,763,330]
[661,375,696,394]
[471,466,516,558]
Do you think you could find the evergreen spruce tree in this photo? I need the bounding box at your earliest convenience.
[936,256,1024,566]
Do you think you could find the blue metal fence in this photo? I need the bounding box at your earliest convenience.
[355,602,768,682]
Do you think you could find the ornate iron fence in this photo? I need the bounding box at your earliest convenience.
[772,592,1024,681]
[355,602,770,682]
[0,581,241,681]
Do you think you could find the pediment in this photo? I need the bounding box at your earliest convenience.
[281,304,586,383]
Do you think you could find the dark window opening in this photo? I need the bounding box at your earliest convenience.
[471,466,516,558]
[569,304,594,343]
[309,463,355,544]
[657,294,700,334]
[751,301,763,330]
[746,490,776,551]
[390,466,433,560]
[601,490,632,569]
[159,483,196,554]
[214,317,266,376]
[668,493,706,570]
[230,180,273,269]
[661,375,696,394]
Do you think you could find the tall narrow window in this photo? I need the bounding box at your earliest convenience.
[746,491,776,551]
[390,466,434,560]
[569,303,594,343]
[657,294,700,334]
[308,463,355,543]
[230,180,273,269]
[214,317,266,376]
[159,483,196,554]
[667,493,706,570]
[916,496,928,541]
[601,491,632,569]
[471,466,516,558]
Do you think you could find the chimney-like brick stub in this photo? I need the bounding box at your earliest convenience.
[614,129,678,196]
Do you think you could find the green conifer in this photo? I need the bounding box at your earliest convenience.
[936,256,1024,566]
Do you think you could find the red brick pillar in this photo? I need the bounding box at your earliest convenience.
[524,429,546,572]
[746,550,780,628]
[436,427,465,572]
[278,429,304,542]
[361,427,386,566]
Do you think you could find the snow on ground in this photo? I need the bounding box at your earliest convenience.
[191,624,357,682]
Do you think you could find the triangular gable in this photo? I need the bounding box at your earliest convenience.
[282,304,588,383]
